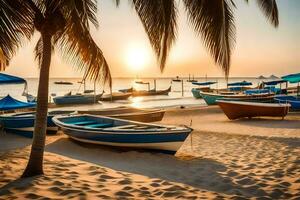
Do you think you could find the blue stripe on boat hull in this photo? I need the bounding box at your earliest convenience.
[61,127,190,144]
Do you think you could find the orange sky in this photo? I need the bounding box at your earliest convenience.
[5,0,300,78]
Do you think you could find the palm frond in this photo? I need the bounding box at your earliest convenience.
[131,0,177,71]
[183,0,235,77]
[0,0,34,67]
[256,0,279,27]
[53,10,111,86]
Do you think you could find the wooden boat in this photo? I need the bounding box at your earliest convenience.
[0,110,73,137]
[119,87,134,93]
[217,100,290,120]
[191,81,217,99]
[200,91,274,105]
[275,95,300,111]
[78,107,165,122]
[53,93,103,105]
[54,81,73,85]
[132,86,171,97]
[100,92,132,101]
[52,114,192,153]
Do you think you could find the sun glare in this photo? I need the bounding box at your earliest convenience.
[126,46,149,71]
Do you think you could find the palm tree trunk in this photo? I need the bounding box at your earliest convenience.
[22,33,52,177]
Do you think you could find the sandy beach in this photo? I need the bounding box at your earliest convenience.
[0,106,299,199]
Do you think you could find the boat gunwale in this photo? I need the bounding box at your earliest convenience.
[216,100,291,107]
[52,114,192,134]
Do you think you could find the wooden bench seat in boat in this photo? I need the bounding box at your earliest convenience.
[70,121,96,126]
[85,123,113,128]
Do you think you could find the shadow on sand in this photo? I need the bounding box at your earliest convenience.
[45,137,268,197]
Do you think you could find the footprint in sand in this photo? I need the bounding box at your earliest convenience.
[118,179,132,185]
[100,174,115,179]
[115,191,134,197]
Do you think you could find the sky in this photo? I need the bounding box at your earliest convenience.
[5,0,300,78]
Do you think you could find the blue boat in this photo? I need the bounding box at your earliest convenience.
[200,92,274,105]
[52,114,193,154]
[53,93,103,105]
[0,110,73,137]
[191,81,217,99]
[274,95,300,111]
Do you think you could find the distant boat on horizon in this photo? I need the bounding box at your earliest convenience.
[54,81,73,85]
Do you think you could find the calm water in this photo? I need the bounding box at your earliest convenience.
[0,77,287,109]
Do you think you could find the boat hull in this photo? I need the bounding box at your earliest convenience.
[217,100,290,120]
[275,95,300,111]
[52,114,192,153]
[78,108,165,122]
[0,111,73,137]
[131,86,171,97]
[53,94,102,105]
[60,126,189,153]
[0,117,57,137]
[191,88,202,99]
[100,93,132,101]
[200,92,274,105]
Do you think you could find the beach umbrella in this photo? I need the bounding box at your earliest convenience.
[282,73,300,96]
[282,73,300,83]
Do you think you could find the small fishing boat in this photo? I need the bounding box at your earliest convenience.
[52,114,192,153]
[275,95,300,111]
[132,86,171,97]
[53,93,103,105]
[0,110,73,137]
[119,87,134,93]
[100,92,132,101]
[200,92,274,105]
[191,81,217,99]
[54,81,73,85]
[78,107,165,122]
[217,100,290,120]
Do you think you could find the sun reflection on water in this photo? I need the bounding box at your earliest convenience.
[130,97,144,108]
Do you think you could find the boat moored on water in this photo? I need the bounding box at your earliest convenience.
[99,92,132,101]
[53,93,103,105]
[78,107,165,122]
[131,86,171,97]
[216,100,290,120]
[52,114,192,153]
[0,110,74,137]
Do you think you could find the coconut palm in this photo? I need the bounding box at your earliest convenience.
[0,0,111,177]
[0,0,278,178]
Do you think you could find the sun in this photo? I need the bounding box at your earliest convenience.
[125,45,149,71]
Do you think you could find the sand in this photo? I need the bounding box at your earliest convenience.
[0,106,299,199]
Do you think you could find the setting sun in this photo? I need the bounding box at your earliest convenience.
[125,45,149,71]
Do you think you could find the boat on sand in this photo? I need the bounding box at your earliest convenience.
[78,107,165,122]
[200,91,274,105]
[0,110,73,137]
[216,100,290,120]
[131,86,171,97]
[52,114,192,153]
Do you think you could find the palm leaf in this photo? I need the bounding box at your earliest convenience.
[0,0,34,68]
[183,0,235,77]
[53,9,111,86]
[131,0,177,71]
[255,0,279,27]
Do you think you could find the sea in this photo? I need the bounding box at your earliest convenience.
[0,77,288,109]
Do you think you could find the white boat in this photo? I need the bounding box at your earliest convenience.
[52,114,193,154]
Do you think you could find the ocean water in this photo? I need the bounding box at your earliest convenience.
[0,77,287,109]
